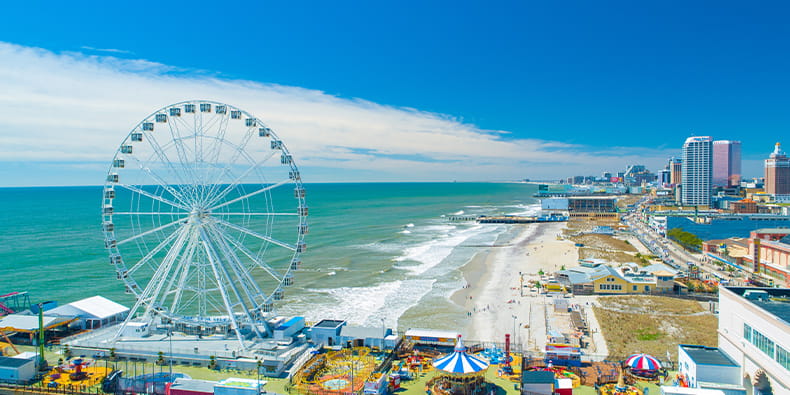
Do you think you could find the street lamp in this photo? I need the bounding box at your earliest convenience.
[167,323,173,378]
[511,315,517,343]
[257,360,262,394]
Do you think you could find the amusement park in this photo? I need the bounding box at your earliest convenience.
[0,100,781,395]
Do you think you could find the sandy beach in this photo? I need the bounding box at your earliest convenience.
[452,221,579,348]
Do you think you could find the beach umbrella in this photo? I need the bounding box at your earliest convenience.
[432,336,489,375]
[625,353,661,370]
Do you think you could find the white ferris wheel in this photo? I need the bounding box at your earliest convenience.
[101,100,307,345]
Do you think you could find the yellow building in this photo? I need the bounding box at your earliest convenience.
[557,262,677,295]
[591,270,631,294]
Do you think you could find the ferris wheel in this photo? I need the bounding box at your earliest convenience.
[101,100,307,344]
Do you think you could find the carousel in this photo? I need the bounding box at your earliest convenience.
[624,353,666,382]
[427,336,490,395]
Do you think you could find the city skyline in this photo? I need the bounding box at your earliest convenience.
[1,2,789,185]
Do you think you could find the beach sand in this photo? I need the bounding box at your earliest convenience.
[452,221,579,347]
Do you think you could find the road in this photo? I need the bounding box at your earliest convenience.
[621,198,746,285]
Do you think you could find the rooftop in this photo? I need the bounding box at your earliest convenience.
[48,295,129,320]
[312,319,345,329]
[521,370,555,384]
[0,356,33,368]
[171,378,217,393]
[752,228,790,235]
[726,287,790,325]
[680,344,738,367]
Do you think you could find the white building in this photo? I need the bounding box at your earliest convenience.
[677,344,742,393]
[48,295,129,329]
[649,216,668,236]
[718,287,790,395]
[0,355,36,384]
[682,136,713,207]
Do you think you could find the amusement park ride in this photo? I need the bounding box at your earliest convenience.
[103,100,307,345]
[65,101,310,371]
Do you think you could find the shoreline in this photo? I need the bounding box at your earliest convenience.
[451,221,579,343]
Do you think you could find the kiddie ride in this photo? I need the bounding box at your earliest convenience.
[597,368,642,395]
[482,334,523,382]
[43,358,111,389]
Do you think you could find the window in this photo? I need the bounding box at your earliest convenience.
[633,285,638,291]
[644,286,650,292]
[776,346,790,370]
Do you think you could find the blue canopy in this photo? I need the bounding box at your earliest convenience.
[432,336,489,375]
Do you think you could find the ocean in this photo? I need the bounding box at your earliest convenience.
[0,182,539,331]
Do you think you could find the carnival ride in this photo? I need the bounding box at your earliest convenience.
[0,330,20,356]
[43,358,111,389]
[597,367,643,395]
[101,101,307,348]
[623,353,666,383]
[292,347,379,393]
[427,336,490,395]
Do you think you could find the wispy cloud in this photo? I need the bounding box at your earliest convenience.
[80,46,134,55]
[0,41,672,185]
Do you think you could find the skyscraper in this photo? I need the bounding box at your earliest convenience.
[765,142,790,196]
[670,157,682,186]
[681,136,713,206]
[713,140,742,187]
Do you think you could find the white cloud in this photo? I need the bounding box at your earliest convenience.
[0,41,673,185]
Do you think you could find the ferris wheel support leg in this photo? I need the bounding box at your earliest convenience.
[200,228,247,349]
[206,224,267,339]
[110,228,189,343]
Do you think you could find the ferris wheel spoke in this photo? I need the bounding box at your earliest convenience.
[118,183,189,211]
[199,116,232,204]
[213,225,282,281]
[207,223,268,300]
[117,218,184,246]
[166,116,202,198]
[215,218,296,251]
[124,154,191,206]
[210,178,291,212]
[146,131,201,206]
[204,149,278,208]
[127,229,183,275]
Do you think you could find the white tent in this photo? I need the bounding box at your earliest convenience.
[48,296,129,329]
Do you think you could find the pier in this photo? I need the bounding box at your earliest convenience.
[448,214,568,224]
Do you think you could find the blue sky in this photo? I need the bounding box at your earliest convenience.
[0,1,788,185]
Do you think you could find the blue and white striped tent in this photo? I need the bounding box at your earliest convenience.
[432,336,489,375]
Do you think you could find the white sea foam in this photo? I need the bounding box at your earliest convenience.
[393,224,498,275]
[505,203,542,216]
[399,230,411,234]
[405,223,415,228]
[327,271,336,276]
[303,279,436,327]
[452,210,465,215]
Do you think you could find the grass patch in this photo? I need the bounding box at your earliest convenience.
[578,247,635,264]
[593,295,717,360]
[635,328,663,341]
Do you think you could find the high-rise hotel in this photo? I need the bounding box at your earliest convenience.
[713,140,742,187]
[765,142,790,197]
[681,136,713,206]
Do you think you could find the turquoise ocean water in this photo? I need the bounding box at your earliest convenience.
[0,182,538,330]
